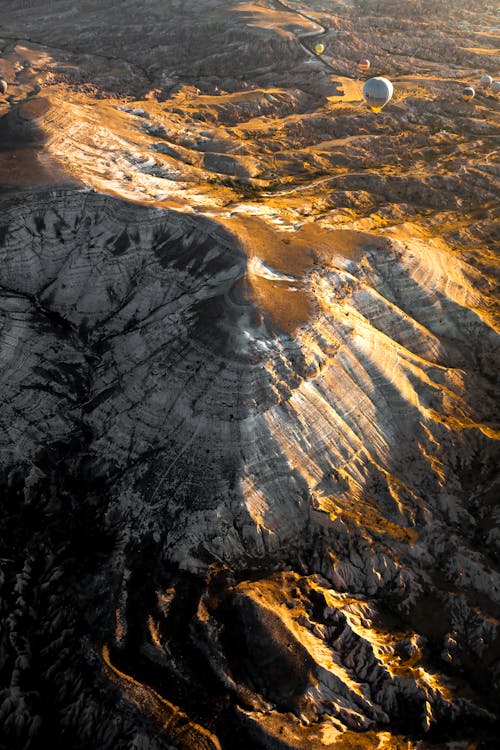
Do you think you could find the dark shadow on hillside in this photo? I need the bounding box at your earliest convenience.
[1,185,499,747]
[0,185,315,749]
[0,96,80,188]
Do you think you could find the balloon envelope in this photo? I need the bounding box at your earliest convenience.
[314,43,325,54]
[492,81,500,94]
[480,75,493,89]
[358,59,370,72]
[0,79,7,95]
[462,86,475,101]
[362,76,393,112]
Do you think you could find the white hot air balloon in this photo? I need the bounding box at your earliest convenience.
[362,76,393,113]
[462,86,475,102]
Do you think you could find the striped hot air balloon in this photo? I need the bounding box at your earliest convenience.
[358,59,370,74]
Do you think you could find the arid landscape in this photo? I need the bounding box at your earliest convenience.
[0,1,499,748]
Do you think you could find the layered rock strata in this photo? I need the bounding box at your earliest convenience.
[0,188,498,748]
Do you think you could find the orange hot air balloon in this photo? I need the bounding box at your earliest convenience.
[358,59,370,73]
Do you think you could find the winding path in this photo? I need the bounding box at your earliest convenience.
[262,0,367,198]
[271,0,339,73]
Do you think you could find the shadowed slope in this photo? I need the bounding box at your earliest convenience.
[0,188,498,748]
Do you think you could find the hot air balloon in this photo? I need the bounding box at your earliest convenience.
[491,80,500,94]
[0,79,7,95]
[362,76,393,113]
[462,86,475,102]
[480,75,493,90]
[358,59,370,74]
[314,43,325,55]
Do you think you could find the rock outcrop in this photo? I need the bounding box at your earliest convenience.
[0,187,498,747]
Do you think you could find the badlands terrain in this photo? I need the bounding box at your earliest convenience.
[0,0,499,748]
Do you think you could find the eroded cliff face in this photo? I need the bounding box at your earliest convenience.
[0,0,499,748]
[0,188,498,748]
